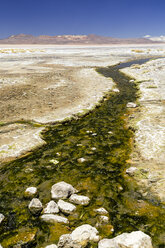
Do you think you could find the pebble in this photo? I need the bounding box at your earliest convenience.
[126,102,137,108]
[28,198,43,215]
[24,187,37,198]
[126,167,138,176]
[58,199,76,214]
[99,215,109,223]
[40,214,69,224]
[0,213,5,224]
[43,200,59,214]
[77,158,86,163]
[45,245,57,248]
[95,207,108,215]
[51,181,77,200]
[69,194,90,206]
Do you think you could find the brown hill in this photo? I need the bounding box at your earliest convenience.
[0,33,160,44]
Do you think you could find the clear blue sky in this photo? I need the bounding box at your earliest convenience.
[0,0,165,38]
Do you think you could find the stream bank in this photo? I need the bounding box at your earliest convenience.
[0,58,164,248]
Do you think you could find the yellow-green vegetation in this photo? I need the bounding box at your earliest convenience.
[1,228,37,247]
[131,49,144,53]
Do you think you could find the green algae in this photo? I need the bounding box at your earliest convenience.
[0,59,165,247]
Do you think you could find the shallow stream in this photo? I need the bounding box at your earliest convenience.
[0,58,164,247]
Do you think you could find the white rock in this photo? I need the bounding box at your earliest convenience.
[99,215,109,223]
[43,200,59,214]
[108,131,113,134]
[95,207,108,215]
[126,102,137,108]
[98,239,115,248]
[113,88,120,92]
[77,158,86,163]
[28,198,42,215]
[50,159,59,165]
[41,214,69,224]
[58,234,81,248]
[126,167,138,176]
[91,147,96,151]
[51,181,77,200]
[45,245,57,248]
[71,224,100,243]
[98,231,153,248]
[58,200,76,214]
[69,194,90,206]
[0,213,5,224]
[25,187,37,198]
[0,245,3,248]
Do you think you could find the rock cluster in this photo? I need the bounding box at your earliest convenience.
[1,182,154,248]
[27,181,90,225]
[25,182,153,248]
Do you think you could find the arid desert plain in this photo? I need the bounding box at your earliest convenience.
[0,44,165,247]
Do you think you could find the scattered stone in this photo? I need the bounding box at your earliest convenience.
[58,234,81,248]
[0,245,3,248]
[129,79,135,83]
[71,224,100,244]
[86,130,92,133]
[58,199,76,214]
[41,214,69,224]
[126,167,138,176]
[43,200,59,214]
[0,213,5,224]
[108,131,113,134]
[77,158,86,163]
[126,102,137,108]
[99,215,109,224]
[24,187,37,198]
[28,198,43,215]
[91,133,97,136]
[113,88,120,92]
[50,159,59,165]
[51,181,77,200]
[91,147,96,151]
[98,231,153,248]
[45,245,57,248]
[69,194,90,206]
[95,207,108,215]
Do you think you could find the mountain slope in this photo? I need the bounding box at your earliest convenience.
[0,34,161,44]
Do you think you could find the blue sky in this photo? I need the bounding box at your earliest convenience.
[0,0,165,38]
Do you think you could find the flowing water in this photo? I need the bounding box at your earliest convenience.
[0,58,164,247]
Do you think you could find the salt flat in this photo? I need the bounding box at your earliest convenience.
[0,44,165,167]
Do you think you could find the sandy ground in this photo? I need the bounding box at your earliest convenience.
[121,58,165,204]
[0,44,165,164]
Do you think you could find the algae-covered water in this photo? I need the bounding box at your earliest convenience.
[0,59,164,247]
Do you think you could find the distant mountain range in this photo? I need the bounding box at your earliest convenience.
[144,35,165,42]
[0,34,162,45]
